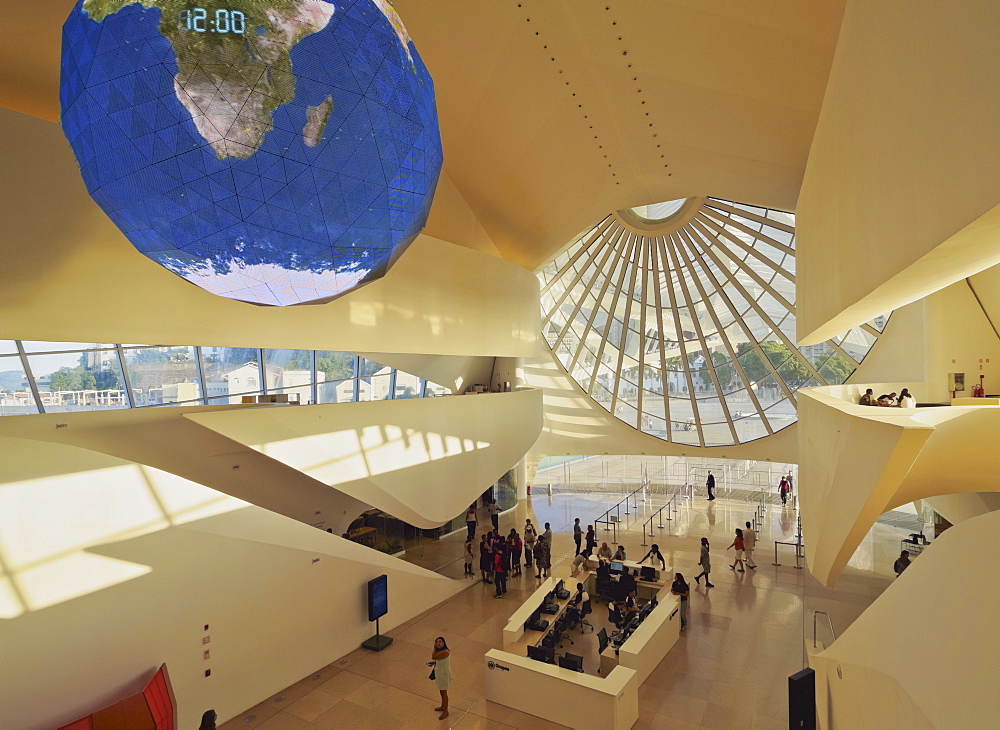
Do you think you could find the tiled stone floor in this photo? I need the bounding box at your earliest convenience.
[222,489,899,729]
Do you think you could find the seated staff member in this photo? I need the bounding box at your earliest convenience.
[637,543,666,570]
[570,582,589,608]
[623,589,640,620]
[613,545,627,561]
[612,568,637,602]
[596,541,613,563]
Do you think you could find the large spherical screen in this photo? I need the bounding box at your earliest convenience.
[60,0,443,306]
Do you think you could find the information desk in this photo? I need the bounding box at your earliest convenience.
[599,585,680,684]
[488,575,680,729]
[584,565,671,603]
[484,649,639,730]
[501,577,573,652]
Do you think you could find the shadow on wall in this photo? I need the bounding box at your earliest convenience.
[0,434,464,730]
[185,390,544,526]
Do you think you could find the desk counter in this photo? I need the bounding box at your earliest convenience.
[502,577,573,653]
[484,649,638,730]
[600,585,681,684]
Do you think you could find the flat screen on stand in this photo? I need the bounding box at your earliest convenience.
[368,574,388,622]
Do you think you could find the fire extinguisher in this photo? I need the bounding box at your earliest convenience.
[526,484,531,495]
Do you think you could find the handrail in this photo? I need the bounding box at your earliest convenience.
[639,484,689,546]
[594,482,647,542]
[813,610,836,648]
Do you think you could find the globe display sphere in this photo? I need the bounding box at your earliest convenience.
[60,0,443,306]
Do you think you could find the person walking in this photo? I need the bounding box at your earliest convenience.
[694,537,714,587]
[509,529,522,576]
[534,534,551,578]
[463,539,474,577]
[479,534,492,583]
[488,499,501,531]
[706,470,716,500]
[523,519,537,569]
[727,528,746,572]
[785,470,795,494]
[743,521,758,569]
[585,524,597,554]
[779,476,790,505]
[671,573,690,630]
[493,536,509,597]
[428,636,452,719]
[573,518,583,556]
[465,504,477,541]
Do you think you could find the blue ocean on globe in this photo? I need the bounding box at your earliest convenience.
[60,0,443,306]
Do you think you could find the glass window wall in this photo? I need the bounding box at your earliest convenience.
[0,342,450,416]
[539,197,887,446]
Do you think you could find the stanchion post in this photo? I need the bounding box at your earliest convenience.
[657,506,665,528]
[772,541,781,567]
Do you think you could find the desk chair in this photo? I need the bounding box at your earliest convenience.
[546,621,564,650]
[564,605,581,632]
[555,616,574,647]
[595,573,613,603]
[579,599,594,632]
[608,603,625,629]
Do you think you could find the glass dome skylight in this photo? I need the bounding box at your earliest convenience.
[538,197,887,447]
[628,198,687,222]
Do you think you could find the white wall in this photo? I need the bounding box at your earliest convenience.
[796,0,1000,343]
[809,510,1000,729]
[0,405,371,536]
[0,437,463,730]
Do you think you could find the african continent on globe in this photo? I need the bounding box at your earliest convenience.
[61,0,443,305]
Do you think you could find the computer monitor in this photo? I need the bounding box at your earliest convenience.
[597,628,609,654]
[539,644,555,663]
[555,579,564,593]
[610,560,624,574]
[558,653,584,672]
[528,609,540,626]
[640,565,657,581]
[527,644,547,662]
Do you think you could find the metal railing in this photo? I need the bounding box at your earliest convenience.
[749,488,767,531]
[640,484,692,546]
[594,483,647,543]
[772,537,804,568]
[813,610,837,648]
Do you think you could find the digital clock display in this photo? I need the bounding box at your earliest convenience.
[179,8,246,34]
